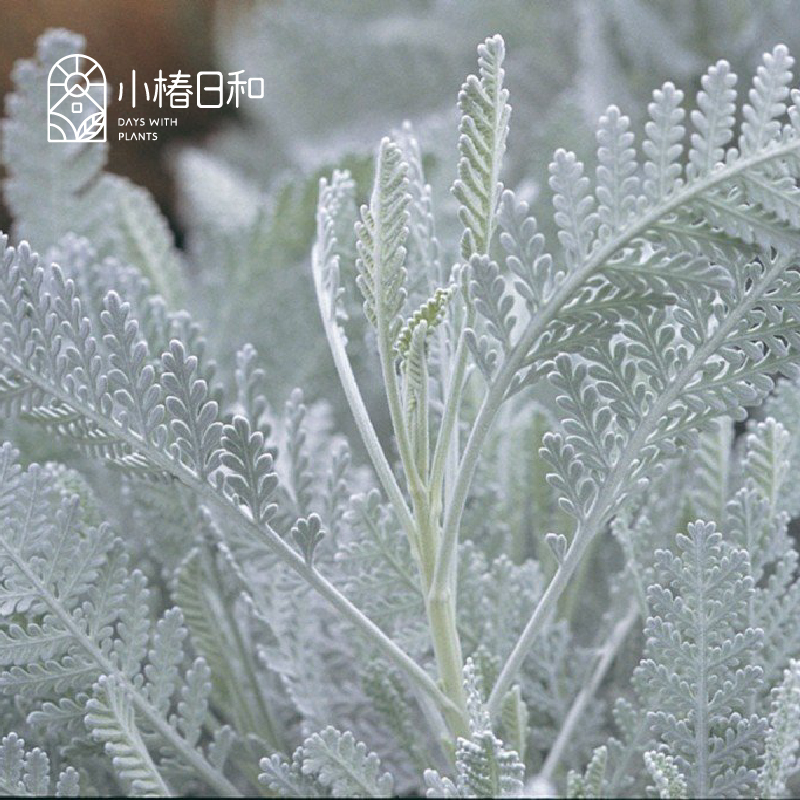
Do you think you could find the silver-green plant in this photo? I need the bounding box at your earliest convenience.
[3,24,800,799]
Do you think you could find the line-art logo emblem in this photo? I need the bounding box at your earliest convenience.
[48,54,107,142]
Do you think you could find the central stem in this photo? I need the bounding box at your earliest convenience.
[427,581,468,737]
[416,497,468,737]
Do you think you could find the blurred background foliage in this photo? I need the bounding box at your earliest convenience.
[2,0,800,440]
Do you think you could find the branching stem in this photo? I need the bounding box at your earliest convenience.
[432,137,800,603]
[487,252,791,715]
[0,349,462,727]
[312,241,417,542]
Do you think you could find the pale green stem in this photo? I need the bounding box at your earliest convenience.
[311,242,417,543]
[370,256,469,732]
[429,306,475,525]
[424,307,475,736]
[426,588,469,737]
[487,252,792,718]
[416,354,430,482]
[377,325,423,498]
[362,150,471,731]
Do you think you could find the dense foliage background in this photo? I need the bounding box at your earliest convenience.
[3,2,800,798]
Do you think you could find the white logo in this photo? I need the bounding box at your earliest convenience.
[48,54,107,142]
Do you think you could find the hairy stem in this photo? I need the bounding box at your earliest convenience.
[312,242,417,542]
[426,588,469,737]
[429,305,474,524]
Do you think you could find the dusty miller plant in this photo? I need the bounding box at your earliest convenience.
[3,24,800,799]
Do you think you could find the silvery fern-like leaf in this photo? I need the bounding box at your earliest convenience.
[356,138,409,342]
[741,417,792,517]
[284,388,314,518]
[100,291,165,445]
[291,514,325,567]
[0,446,238,796]
[542,251,800,524]
[725,484,777,587]
[301,727,394,798]
[161,340,223,480]
[688,416,734,524]
[113,570,150,680]
[751,523,800,695]
[143,608,187,717]
[233,343,270,436]
[457,544,544,665]
[362,664,430,773]
[498,190,554,314]
[694,186,800,252]
[741,45,795,157]
[323,441,350,545]
[396,286,453,360]
[172,539,280,750]
[85,676,171,797]
[759,660,800,799]
[596,107,639,240]
[507,47,800,400]
[336,490,424,642]
[90,176,185,306]
[314,171,355,340]
[399,317,429,473]
[260,727,394,799]
[0,241,163,477]
[454,34,510,260]
[634,521,766,798]
[644,751,688,799]
[468,255,516,349]
[643,82,685,203]
[763,378,800,519]
[718,416,800,694]
[425,660,524,798]
[500,685,529,766]
[258,749,325,798]
[688,60,738,178]
[50,236,171,380]
[566,745,608,799]
[394,121,444,305]
[220,415,279,526]
[549,150,597,273]
[605,698,653,799]
[173,658,213,748]
[0,732,80,797]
